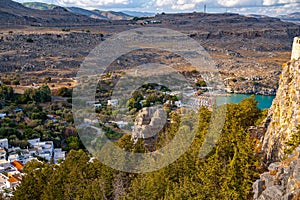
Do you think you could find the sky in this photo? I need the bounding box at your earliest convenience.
[15,0,300,16]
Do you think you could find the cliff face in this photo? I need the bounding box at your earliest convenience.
[262,60,300,163]
[253,60,300,199]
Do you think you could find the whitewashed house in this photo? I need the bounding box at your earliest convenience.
[0,113,6,120]
[108,99,118,106]
[0,139,8,150]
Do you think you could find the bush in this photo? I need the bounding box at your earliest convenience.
[11,80,20,86]
[0,85,14,101]
[196,80,207,87]
[285,126,300,155]
[44,77,51,83]
[252,82,259,86]
[57,87,72,97]
[21,85,51,103]
[26,38,33,43]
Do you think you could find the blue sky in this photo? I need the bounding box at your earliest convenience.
[15,0,300,16]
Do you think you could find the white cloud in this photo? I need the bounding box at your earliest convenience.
[155,0,174,7]
[15,0,300,15]
[263,0,299,6]
[217,0,262,7]
[172,3,196,10]
[154,0,213,11]
[54,0,131,8]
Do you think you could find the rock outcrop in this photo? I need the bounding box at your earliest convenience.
[132,107,167,151]
[261,60,300,163]
[253,148,300,200]
[253,59,300,199]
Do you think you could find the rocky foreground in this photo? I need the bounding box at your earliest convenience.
[253,149,300,200]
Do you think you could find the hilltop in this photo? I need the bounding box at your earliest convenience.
[0,0,103,26]
[22,2,58,10]
[278,12,300,24]
[23,2,133,20]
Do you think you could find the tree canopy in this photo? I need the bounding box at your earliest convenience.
[13,97,263,200]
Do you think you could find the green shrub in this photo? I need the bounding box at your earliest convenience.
[26,38,33,43]
[285,126,300,155]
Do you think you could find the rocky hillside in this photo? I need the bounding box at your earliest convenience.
[1,6,300,94]
[278,12,300,25]
[150,12,300,95]
[253,60,300,199]
[262,60,300,163]
[23,2,133,20]
[65,7,108,20]
[153,12,300,41]
[0,0,102,26]
[92,10,132,20]
[23,2,57,10]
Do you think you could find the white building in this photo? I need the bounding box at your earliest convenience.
[54,148,66,163]
[28,138,40,146]
[8,154,19,163]
[175,101,182,108]
[0,174,8,191]
[28,138,54,161]
[108,99,118,106]
[6,176,20,190]
[0,139,8,150]
[93,103,102,108]
[0,113,6,120]
[116,121,128,129]
[292,36,300,60]
[0,148,6,160]
[83,118,98,125]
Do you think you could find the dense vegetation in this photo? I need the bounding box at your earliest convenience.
[0,84,79,150]
[12,97,263,200]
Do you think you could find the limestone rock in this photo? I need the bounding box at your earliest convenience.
[261,60,300,163]
[253,179,266,199]
[132,107,167,151]
[253,148,300,200]
[258,186,283,200]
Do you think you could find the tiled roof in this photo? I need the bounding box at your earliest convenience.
[8,177,19,183]
[11,161,23,171]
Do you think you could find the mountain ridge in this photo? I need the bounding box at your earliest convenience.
[278,12,300,24]
[23,1,133,20]
[0,0,104,26]
[21,1,300,24]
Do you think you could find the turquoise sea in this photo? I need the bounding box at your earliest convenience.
[216,94,276,110]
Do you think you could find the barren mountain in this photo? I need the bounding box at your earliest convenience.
[278,12,300,24]
[0,0,103,27]
[1,2,300,94]
[23,2,57,10]
[23,2,133,20]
